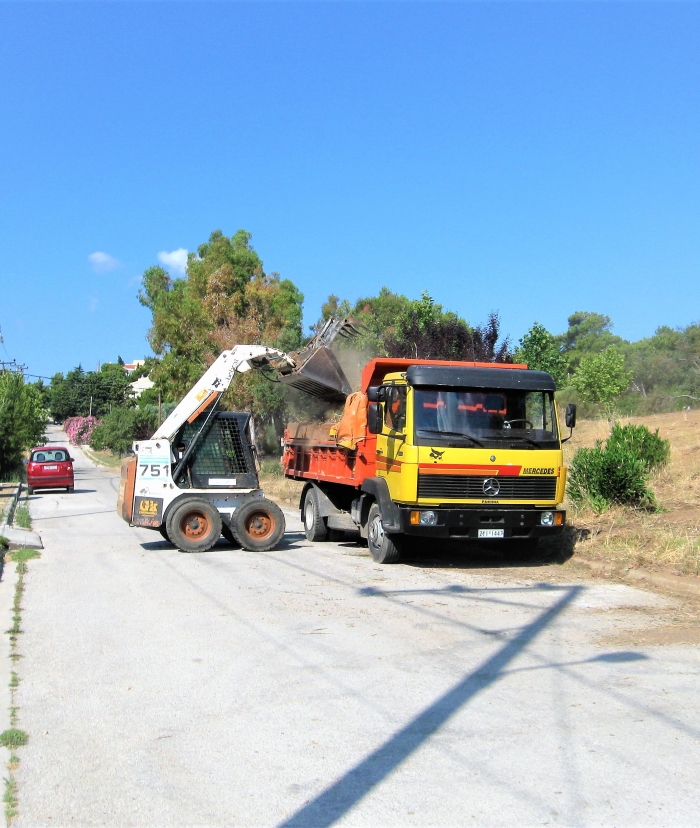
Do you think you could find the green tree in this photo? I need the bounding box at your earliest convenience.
[570,348,632,412]
[138,229,304,445]
[515,322,569,388]
[0,372,48,476]
[50,362,132,420]
[556,311,625,370]
[89,407,157,456]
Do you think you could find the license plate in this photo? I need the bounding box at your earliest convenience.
[478,529,504,539]
[44,465,58,470]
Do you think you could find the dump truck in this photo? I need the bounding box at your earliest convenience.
[282,357,576,564]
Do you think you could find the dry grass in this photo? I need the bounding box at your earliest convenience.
[259,473,304,509]
[564,409,700,575]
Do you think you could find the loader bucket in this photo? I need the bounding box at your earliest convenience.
[279,346,352,402]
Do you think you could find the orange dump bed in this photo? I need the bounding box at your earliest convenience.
[282,358,528,487]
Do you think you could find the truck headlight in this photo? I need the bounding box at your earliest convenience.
[540,511,554,526]
[410,510,438,526]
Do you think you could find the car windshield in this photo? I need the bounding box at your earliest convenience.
[32,449,68,462]
[413,387,559,448]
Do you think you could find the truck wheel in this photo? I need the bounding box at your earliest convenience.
[232,498,285,552]
[367,503,402,564]
[158,525,172,544]
[302,487,328,542]
[167,498,222,553]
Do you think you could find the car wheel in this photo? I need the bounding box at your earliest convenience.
[27,486,34,496]
[166,498,222,553]
[67,486,74,493]
[302,487,328,542]
[232,498,285,552]
[367,503,402,564]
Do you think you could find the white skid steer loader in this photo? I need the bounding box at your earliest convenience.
[117,324,360,553]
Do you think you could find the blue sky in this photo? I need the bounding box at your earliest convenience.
[1,2,698,380]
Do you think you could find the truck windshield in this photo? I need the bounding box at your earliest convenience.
[413,387,559,448]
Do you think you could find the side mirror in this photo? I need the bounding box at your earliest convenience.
[565,404,577,429]
[367,403,383,435]
[367,386,379,402]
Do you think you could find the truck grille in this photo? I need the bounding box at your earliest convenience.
[418,474,557,501]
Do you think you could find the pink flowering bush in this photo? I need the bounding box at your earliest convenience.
[64,416,101,446]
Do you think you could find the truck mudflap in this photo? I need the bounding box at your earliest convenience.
[394,506,566,540]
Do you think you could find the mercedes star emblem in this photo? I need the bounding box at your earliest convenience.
[483,478,500,496]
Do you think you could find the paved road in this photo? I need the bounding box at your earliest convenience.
[14,426,700,826]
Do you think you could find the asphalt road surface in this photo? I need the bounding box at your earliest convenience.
[14,426,700,827]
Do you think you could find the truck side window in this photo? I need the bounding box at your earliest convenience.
[384,386,406,433]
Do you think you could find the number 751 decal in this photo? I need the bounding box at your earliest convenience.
[139,462,170,478]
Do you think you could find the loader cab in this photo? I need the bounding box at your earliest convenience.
[172,411,259,490]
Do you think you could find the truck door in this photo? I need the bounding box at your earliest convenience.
[376,385,407,499]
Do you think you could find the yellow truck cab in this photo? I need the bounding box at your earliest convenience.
[365,363,569,559]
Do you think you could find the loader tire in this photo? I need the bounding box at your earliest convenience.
[302,487,328,542]
[221,523,240,547]
[367,503,402,564]
[232,498,285,552]
[167,498,222,553]
[158,525,172,544]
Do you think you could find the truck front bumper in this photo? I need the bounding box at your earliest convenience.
[394,506,566,540]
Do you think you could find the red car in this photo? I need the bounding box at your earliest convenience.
[26,446,75,494]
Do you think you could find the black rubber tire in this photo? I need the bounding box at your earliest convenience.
[302,487,328,542]
[232,498,286,552]
[367,503,402,564]
[221,523,240,547]
[166,498,222,553]
[158,525,172,544]
[27,486,34,496]
[67,485,74,493]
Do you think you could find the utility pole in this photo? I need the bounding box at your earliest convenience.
[158,391,162,427]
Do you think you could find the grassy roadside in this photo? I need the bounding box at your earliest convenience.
[81,446,123,469]
[0,544,39,822]
[563,410,700,576]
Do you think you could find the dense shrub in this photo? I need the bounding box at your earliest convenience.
[567,423,669,513]
[0,372,48,477]
[605,422,670,471]
[89,407,157,455]
[64,416,100,446]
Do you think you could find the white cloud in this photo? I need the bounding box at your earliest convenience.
[89,251,120,273]
[158,248,188,276]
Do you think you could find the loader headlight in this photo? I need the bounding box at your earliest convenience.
[540,511,554,526]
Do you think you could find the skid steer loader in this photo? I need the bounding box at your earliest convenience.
[117,322,360,553]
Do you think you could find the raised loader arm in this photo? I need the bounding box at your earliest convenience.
[151,345,295,442]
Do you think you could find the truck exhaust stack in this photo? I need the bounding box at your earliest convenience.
[277,317,364,402]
